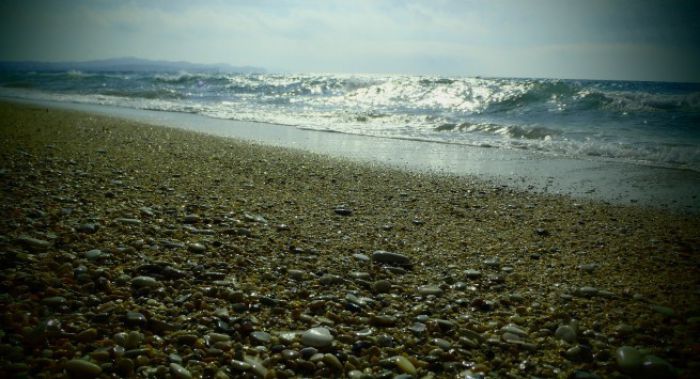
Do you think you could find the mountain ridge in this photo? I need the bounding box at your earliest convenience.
[0,57,265,74]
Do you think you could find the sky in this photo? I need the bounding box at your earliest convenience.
[1,0,699,82]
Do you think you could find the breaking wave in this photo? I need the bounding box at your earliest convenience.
[1,70,699,171]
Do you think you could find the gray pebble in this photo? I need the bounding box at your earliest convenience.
[616,346,643,373]
[169,362,192,379]
[555,325,577,343]
[131,276,159,288]
[301,327,333,348]
[372,250,411,266]
[65,359,102,378]
[250,331,271,345]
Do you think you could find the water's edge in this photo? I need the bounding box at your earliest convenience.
[4,96,699,213]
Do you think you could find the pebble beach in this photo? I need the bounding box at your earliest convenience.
[1,101,699,378]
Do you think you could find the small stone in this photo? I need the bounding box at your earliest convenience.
[41,296,67,307]
[575,286,599,297]
[641,355,677,378]
[616,346,643,373]
[77,223,99,234]
[76,328,98,343]
[126,311,147,326]
[372,250,411,266]
[370,314,397,327]
[408,322,427,335]
[64,359,102,378]
[288,269,306,280]
[183,214,201,223]
[392,355,417,375]
[301,327,333,348]
[500,324,528,337]
[323,353,343,371]
[651,305,675,317]
[353,253,370,262]
[84,249,105,260]
[484,257,500,268]
[187,242,206,253]
[373,280,392,293]
[131,276,159,288]
[333,205,353,216]
[418,285,443,296]
[244,213,267,224]
[169,363,192,379]
[563,344,593,363]
[578,263,598,273]
[465,269,482,279]
[17,236,50,252]
[115,218,141,225]
[139,207,155,217]
[230,360,251,371]
[555,325,577,343]
[250,331,271,345]
[244,355,268,378]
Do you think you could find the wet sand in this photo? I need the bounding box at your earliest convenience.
[1,101,698,378]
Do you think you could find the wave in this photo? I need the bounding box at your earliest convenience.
[2,71,699,171]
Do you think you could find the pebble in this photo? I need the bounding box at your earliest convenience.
[574,286,599,297]
[392,355,417,375]
[500,324,528,337]
[373,279,392,293]
[641,355,676,378]
[230,359,252,371]
[370,314,397,327]
[84,249,105,260]
[288,269,306,280]
[139,207,155,217]
[616,346,643,373]
[371,250,411,266]
[484,257,500,268]
[17,236,50,252]
[301,327,333,348]
[183,214,201,223]
[41,296,67,307]
[64,359,102,378]
[187,242,206,253]
[563,344,593,363]
[555,325,577,343]
[353,253,370,262]
[250,331,271,345]
[169,363,192,379]
[126,311,147,326]
[578,263,598,273]
[323,353,343,371]
[334,205,353,216]
[418,285,443,296]
[115,218,141,225]
[651,305,675,317]
[77,223,99,234]
[131,276,159,288]
[465,269,482,279]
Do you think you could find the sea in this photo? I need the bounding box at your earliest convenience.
[1,70,699,172]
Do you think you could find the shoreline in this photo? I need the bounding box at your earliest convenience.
[4,96,700,214]
[1,101,699,378]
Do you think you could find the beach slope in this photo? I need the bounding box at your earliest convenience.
[1,102,698,378]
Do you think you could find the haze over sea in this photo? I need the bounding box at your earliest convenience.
[2,70,699,173]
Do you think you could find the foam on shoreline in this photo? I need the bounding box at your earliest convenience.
[4,97,700,213]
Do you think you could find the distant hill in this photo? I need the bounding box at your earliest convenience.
[0,57,265,74]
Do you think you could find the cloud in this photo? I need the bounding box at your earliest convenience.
[0,0,698,81]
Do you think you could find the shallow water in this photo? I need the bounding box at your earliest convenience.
[2,72,699,172]
[6,97,699,213]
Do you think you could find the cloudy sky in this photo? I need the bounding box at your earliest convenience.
[1,0,699,81]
